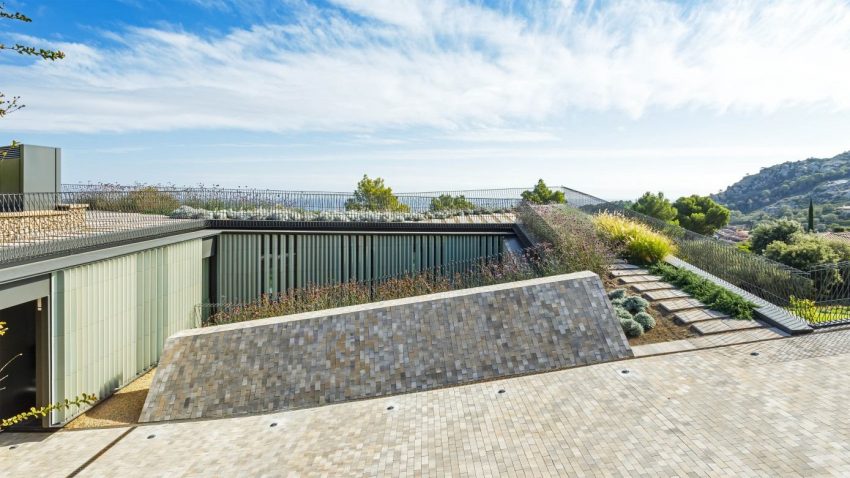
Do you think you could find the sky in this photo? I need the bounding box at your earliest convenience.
[1,0,849,199]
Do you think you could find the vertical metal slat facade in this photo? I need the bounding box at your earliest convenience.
[50,239,202,425]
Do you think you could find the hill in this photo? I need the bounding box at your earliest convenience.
[712,151,850,230]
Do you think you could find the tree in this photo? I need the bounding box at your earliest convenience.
[631,192,678,224]
[344,175,410,212]
[808,198,815,233]
[521,179,565,204]
[673,195,730,235]
[749,219,804,254]
[430,194,475,212]
[763,233,839,270]
[1,4,65,117]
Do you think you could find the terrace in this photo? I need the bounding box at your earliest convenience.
[4,161,850,478]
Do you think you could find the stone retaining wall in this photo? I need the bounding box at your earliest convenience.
[0,204,87,243]
[140,271,632,422]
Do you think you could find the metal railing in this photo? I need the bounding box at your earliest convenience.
[0,185,605,266]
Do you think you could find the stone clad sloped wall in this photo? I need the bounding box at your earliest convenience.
[140,272,632,423]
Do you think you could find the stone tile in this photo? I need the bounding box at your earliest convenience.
[141,272,632,423]
[18,328,849,478]
[631,340,697,357]
[658,298,706,313]
[617,274,662,284]
[629,281,675,292]
[0,427,128,478]
[642,289,689,301]
[609,269,649,277]
[688,327,788,347]
[691,319,765,335]
[674,309,729,324]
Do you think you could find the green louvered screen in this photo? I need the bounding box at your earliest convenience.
[50,239,202,424]
[215,233,507,304]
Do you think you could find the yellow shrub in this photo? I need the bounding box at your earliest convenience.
[594,212,675,265]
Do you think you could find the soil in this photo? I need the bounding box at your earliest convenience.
[603,276,697,346]
[64,368,155,429]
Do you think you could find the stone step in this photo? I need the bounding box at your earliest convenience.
[608,263,639,270]
[618,275,663,285]
[611,259,628,264]
[658,298,706,313]
[674,309,729,325]
[688,327,788,348]
[643,289,689,301]
[610,269,650,277]
[691,319,764,336]
[630,281,676,293]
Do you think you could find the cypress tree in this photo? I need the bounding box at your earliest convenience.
[808,198,815,233]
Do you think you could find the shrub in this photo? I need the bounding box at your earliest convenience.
[763,234,839,270]
[611,297,626,307]
[205,248,556,325]
[516,204,616,277]
[750,219,803,254]
[620,318,644,338]
[649,262,756,320]
[622,296,649,314]
[633,312,656,331]
[614,306,633,321]
[128,187,180,214]
[608,288,627,300]
[593,212,676,265]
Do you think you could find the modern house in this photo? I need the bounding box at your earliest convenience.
[1,144,595,427]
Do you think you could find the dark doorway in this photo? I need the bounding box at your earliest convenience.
[0,300,38,427]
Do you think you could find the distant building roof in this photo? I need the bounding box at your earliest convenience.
[820,232,850,244]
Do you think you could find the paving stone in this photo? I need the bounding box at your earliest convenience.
[609,268,650,277]
[629,281,676,292]
[10,328,850,478]
[658,298,706,313]
[691,319,765,335]
[674,309,729,325]
[617,274,662,284]
[643,289,690,301]
[631,340,697,357]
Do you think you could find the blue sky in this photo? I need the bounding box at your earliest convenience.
[2,0,849,199]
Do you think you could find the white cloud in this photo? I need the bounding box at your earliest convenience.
[3,0,850,133]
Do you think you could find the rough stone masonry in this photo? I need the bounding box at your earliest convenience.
[140,271,632,422]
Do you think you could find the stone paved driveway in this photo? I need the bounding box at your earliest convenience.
[4,329,850,477]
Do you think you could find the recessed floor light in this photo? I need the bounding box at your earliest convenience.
[497,389,506,394]
[750,352,760,356]
[9,445,17,450]
[270,422,278,427]
[621,369,630,374]
[147,435,155,439]
[386,406,395,411]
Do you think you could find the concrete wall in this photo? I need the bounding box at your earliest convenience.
[51,238,202,425]
[141,271,631,423]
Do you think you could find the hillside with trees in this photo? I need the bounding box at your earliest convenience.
[712,151,850,230]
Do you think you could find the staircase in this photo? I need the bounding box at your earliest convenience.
[608,261,787,354]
